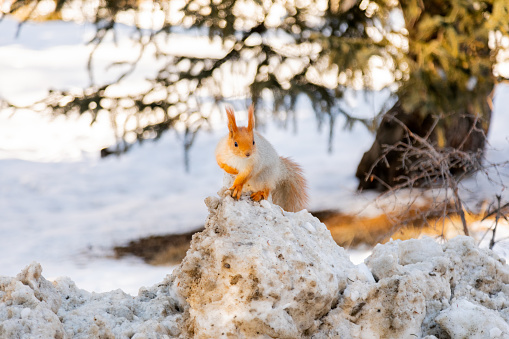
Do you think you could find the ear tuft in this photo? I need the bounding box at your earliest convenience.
[247,104,255,132]
[225,106,238,135]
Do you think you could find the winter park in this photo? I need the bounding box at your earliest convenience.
[1,0,509,338]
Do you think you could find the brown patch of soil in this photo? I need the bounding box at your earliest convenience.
[319,209,455,248]
[113,229,200,266]
[114,206,496,266]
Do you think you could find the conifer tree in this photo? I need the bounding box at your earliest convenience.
[2,0,508,182]
[356,0,508,190]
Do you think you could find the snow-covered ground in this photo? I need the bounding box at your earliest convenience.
[0,17,508,295]
[3,195,509,338]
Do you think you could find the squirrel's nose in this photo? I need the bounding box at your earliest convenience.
[245,152,251,157]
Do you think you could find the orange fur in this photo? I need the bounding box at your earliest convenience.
[230,165,253,200]
[224,106,255,159]
[216,105,308,211]
[251,188,270,202]
[217,161,238,175]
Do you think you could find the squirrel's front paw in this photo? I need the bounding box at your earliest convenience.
[229,184,243,200]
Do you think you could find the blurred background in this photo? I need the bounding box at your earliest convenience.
[1,0,508,295]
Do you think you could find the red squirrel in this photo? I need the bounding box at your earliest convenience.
[215,105,308,212]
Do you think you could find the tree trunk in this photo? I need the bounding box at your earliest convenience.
[356,99,491,191]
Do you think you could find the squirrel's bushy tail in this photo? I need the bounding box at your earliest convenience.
[273,157,309,212]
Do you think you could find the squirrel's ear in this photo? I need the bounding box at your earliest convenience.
[247,104,255,132]
[225,106,238,136]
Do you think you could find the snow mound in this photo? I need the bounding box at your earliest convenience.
[0,263,183,338]
[173,189,357,338]
[318,236,509,338]
[2,191,509,338]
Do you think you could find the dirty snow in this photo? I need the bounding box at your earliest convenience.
[3,194,509,338]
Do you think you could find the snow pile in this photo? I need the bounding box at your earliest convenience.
[318,236,509,338]
[0,263,183,338]
[173,188,357,338]
[3,191,509,338]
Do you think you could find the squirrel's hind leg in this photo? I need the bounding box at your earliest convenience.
[251,188,270,202]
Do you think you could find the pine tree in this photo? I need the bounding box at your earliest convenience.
[2,0,508,181]
[356,0,509,190]
[1,0,399,154]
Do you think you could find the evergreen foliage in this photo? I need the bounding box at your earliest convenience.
[398,0,508,124]
[1,0,508,161]
[356,0,509,190]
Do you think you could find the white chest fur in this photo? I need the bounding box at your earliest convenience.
[215,133,283,192]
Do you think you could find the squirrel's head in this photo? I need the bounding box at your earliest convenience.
[226,105,256,158]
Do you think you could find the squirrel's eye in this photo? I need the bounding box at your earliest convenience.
[234,142,238,147]
[253,140,255,145]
